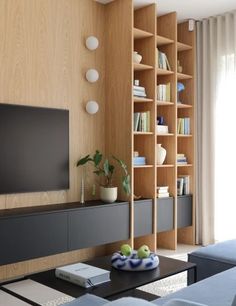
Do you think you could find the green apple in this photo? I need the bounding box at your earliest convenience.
[137,245,150,259]
[120,244,132,256]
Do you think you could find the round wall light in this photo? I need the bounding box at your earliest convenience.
[86,101,99,115]
[86,36,99,51]
[86,69,99,83]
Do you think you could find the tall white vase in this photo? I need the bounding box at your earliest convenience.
[156,144,167,165]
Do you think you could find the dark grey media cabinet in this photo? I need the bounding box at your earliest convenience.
[134,195,193,238]
[0,196,192,266]
[0,201,129,266]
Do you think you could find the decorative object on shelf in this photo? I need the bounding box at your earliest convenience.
[177,60,183,73]
[86,69,99,83]
[111,244,159,271]
[80,166,85,204]
[86,100,99,115]
[134,79,140,86]
[177,82,185,103]
[133,51,142,64]
[157,116,164,125]
[133,194,142,200]
[77,150,130,203]
[156,144,167,165]
[85,36,99,50]
[156,125,168,134]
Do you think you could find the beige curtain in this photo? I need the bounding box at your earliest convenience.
[196,11,236,245]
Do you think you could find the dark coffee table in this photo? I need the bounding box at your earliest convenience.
[29,255,196,301]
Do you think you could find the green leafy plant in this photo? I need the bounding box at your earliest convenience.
[77,150,130,195]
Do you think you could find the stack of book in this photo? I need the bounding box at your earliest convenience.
[177,175,190,195]
[133,156,146,166]
[133,111,150,132]
[156,49,171,70]
[157,186,169,198]
[157,83,171,101]
[177,153,188,165]
[177,117,190,134]
[133,85,147,98]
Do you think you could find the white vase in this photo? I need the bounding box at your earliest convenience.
[100,186,118,203]
[133,51,142,64]
[156,144,166,165]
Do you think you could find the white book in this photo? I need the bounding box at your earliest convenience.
[157,192,170,198]
[55,263,110,288]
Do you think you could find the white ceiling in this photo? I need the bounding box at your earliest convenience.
[96,0,236,21]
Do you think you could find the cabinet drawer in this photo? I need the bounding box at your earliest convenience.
[177,195,192,228]
[157,197,174,233]
[68,203,129,250]
[0,212,68,265]
[134,199,153,238]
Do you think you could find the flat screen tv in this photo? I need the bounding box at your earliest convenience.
[0,103,69,194]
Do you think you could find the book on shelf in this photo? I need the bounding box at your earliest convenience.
[177,175,190,195]
[133,85,147,98]
[157,192,170,198]
[157,186,169,197]
[55,263,110,288]
[133,156,146,166]
[177,118,190,135]
[133,111,150,132]
[156,48,171,70]
[177,153,188,165]
[157,83,171,101]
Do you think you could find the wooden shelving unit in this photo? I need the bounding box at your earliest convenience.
[106,1,195,252]
[177,22,195,245]
[132,4,157,252]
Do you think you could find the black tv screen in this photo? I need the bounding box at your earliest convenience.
[0,103,69,194]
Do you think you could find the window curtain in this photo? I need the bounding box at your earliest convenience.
[196,11,236,245]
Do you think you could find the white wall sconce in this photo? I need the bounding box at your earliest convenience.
[86,100,99,115]
[86,36,99,51]
[86,69,99,83]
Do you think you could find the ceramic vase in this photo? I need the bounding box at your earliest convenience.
[133,51,142,64]
[156,144,166,165]
[100,186,118,203]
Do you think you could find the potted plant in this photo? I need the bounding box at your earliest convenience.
[77,150,130,203]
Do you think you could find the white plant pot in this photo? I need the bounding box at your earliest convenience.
[100,186,118,203]
[133,51,142,64]
[156,144,167,165]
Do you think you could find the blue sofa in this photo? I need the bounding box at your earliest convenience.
[65,266,236,306]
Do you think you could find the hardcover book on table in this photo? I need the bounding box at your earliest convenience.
[55,263,110,288]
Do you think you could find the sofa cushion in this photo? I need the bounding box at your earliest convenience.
[153,267,236,306]
[161,299,207,306]
[189,240,236,265]
[188,240,236,283]
[64,294,107,306]
[104,297,155,306]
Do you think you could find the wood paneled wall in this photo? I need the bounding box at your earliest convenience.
[0,0,106,281]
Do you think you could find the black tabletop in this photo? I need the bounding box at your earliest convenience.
[29,255,196,299]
